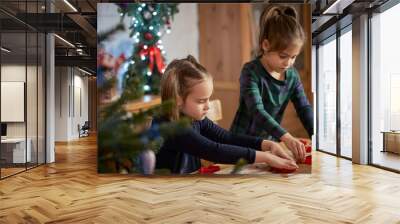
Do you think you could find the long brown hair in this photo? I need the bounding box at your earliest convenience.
[258,5,305,56]
[160,55,211,121]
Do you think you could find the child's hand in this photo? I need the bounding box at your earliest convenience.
[280,133,305,162]
[262,140,294,162]
[270,142,295,162]
[264,152,298,170]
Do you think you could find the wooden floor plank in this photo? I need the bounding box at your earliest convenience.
[0,135,400,223]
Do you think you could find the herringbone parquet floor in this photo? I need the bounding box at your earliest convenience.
[1,135,400,223]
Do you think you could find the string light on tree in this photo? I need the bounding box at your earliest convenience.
[118,3,179,94]
[143,85,150,91]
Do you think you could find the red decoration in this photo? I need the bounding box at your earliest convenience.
[199,165,220,174]
[144,32,153,40]
[114,54,126,72]
[97,48,126,73]
[300,139,312,165]
[304,155,312,165]
[139,45,165,73]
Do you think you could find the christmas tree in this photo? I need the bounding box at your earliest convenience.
[97,3,187,175]
[118,3,179,94]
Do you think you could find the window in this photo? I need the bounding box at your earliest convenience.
[317,36,337,154]
[370,2,400,171]
[339,28,352,158]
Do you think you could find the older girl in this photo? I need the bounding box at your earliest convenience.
[231,6,313,162]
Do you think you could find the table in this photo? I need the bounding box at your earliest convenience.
[124,95,161,113]
[1,138,32,163]
[200,141,312,175]
[213,162,311,175]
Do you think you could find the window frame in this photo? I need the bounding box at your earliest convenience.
[315,21,353,160]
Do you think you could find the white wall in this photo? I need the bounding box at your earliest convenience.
[55,67,68,141]
[1,82,25,122]
[72,72,89,138]
[55,67,89,141]
[1,65,26,81]
[162,3,199,63]
[97,3,199,64]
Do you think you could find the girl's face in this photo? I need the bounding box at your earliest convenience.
[178,78,213,121]
[262,39,302,74]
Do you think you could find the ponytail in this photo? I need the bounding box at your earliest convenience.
[258,6,304,56]
[283,6,297,19]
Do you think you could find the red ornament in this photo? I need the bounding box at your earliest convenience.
[144,32,153,40]
[139,45,165,74]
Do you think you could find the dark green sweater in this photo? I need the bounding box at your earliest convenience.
[230,57,313,140]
